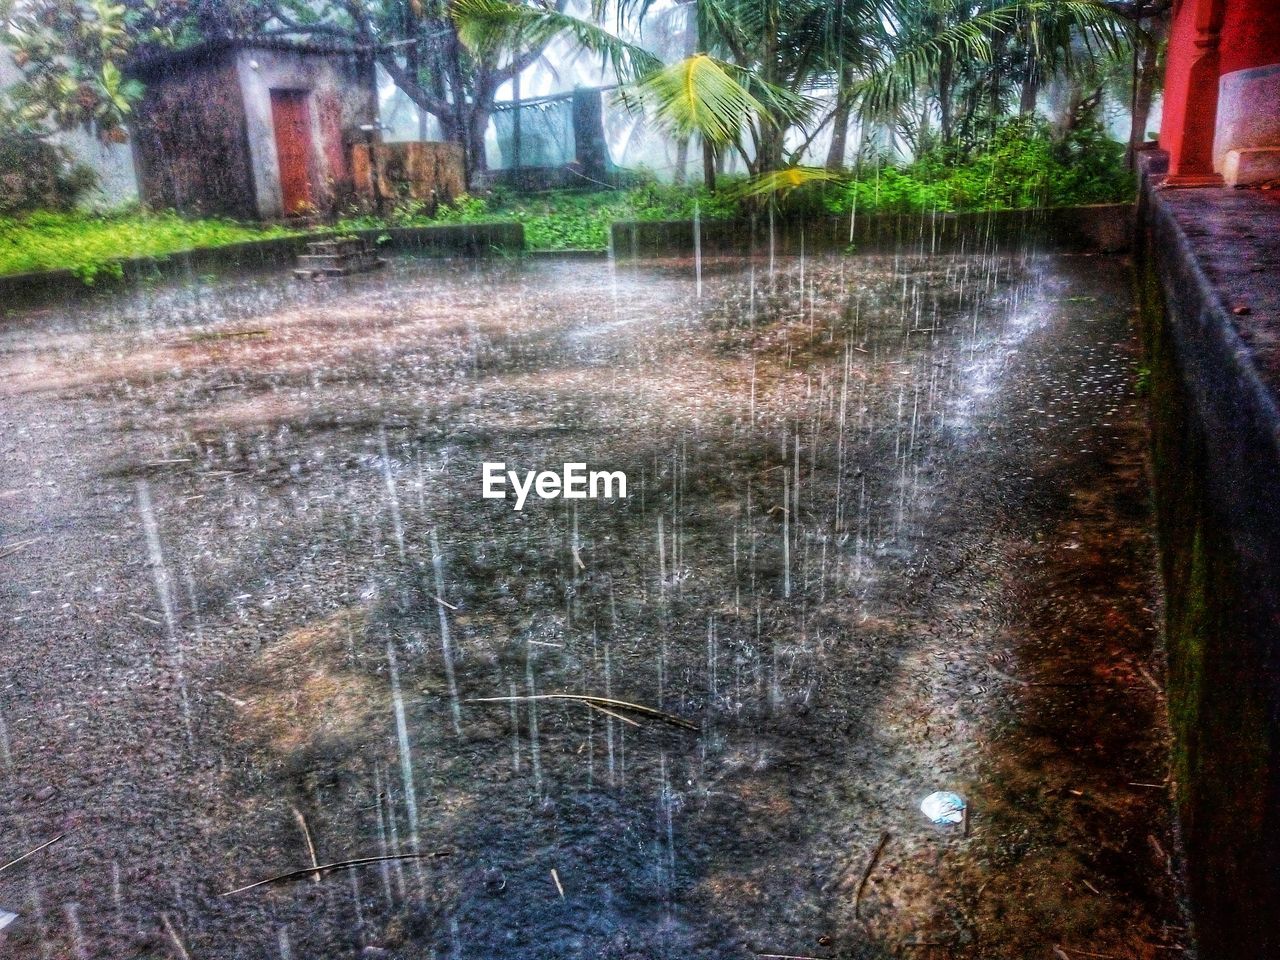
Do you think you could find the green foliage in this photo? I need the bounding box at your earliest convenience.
[0,117,98,213]
[628,54,813,148]
[337,183,740,251]
[336,122,1130,251]
[0,0,163,143]
[0,210,297,282]
[452,0,661,83]
[812,119,1134,217]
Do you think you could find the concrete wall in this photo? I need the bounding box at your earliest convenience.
[352,141,465,209]
[610,205,1133,260]
[1135,152,1280,960]
[132,48,259,219]
[1214,64,1280,178]
[235,47,376,218]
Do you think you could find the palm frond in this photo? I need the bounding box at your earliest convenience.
[854,4,1018,123]
[629,53,809,146]
[735,165,847,198]
[451,0,662,83]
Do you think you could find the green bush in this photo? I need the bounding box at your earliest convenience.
[0,128,98,214]
[337,180,743,251]
[813,118,1134,218]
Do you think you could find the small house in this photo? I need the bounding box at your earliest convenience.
[129,40,378,220]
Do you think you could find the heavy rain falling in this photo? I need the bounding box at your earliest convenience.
[13,0,1275,953]
[0,244,1187,958]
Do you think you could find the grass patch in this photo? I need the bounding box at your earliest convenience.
[0,210,300,283]
[338,183,741,252]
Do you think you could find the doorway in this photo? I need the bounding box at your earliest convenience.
[270,89,315,216]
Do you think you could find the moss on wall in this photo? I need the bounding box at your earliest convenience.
[1136,225,1276,958]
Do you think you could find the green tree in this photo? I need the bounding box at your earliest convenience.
[0,0,173,143]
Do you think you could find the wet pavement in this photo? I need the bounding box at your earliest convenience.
[0,252,1188,959]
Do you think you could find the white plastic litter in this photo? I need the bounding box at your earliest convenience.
[0,907,18,932]
[921,791,967,825]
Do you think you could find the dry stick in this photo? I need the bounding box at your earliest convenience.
[550,868,565,899]
[757,954,830,960]
[465,694,697,731]
[160,912,192,960]
[1137,665,1162,693]
[179,329,270,343]
[584,701,641,729]
[221,851,450,897]
[291,806,321,883]
[0,538,41,561]
[1056,948,1120,960]
[0,833,65,876]
[854,832,891,920]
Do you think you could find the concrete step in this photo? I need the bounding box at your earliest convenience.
[293,258,386,280]
[296,252,376,269]
[307,239,369,256]
[295,236,385,279]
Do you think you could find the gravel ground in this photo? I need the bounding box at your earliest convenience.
[0,251,1188,959]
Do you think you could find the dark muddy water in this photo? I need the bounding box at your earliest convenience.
[0,252,1186,959]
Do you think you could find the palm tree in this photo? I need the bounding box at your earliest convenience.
[260,0,1138,189]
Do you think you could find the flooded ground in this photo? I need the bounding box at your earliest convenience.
[0,251,1188,959]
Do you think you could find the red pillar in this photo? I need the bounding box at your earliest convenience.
[1160,0,1227,186]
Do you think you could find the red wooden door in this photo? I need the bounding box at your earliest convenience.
[270,90,315,215]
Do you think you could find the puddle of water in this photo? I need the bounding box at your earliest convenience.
[0,253,1186,959]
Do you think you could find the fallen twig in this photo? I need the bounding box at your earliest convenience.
[1137,665,1162,693]
[290,806,321,883]
[179,329,270,343]
[0,538,41,561]
[854,832,890,920]
[221,851,450,896]
[0,834,64,876]
[161,912,192,960]
[1056,947,1120,959]
[465,694,697,731]
[584,702,641,728]
[550,868,565,899]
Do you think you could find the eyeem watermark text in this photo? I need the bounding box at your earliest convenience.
[483,462,627,511]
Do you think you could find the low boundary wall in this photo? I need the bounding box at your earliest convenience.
[0,222,524,313]
[1136,151,1280,960]
[610,204,1133,259]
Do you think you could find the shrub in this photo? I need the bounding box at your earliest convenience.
[811,118,1135,218]
[0,125,98,214]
